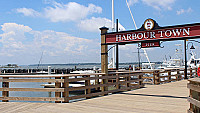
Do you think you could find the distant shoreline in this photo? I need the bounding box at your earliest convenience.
[27,62,162,66]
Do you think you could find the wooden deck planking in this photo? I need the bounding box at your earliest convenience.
[0,80,189,113]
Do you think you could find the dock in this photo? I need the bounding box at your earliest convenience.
[0,80,189,113]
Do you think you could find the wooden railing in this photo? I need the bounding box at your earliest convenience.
[142,68,197,85]
[0,71,144,103]
[188,78,200,113]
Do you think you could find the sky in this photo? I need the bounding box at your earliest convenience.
[0,0,200,65]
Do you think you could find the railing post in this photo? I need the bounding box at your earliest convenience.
[175,70,178,81]
[127,73,131,91]
[189,81,193,112]
[85,75,91,99]
[154,70,160,85]
[184,68,188,79]
[188,80,200,112]
[153,71,156,84]
[63,76,69,103]
[139,73,143,87]
[195,68,198,77]
[168,71,171,82]
[177,70,180,81]
[116,71,119,90]
[2,77,9,102]
[190,68,193,78]
[95,74,100,91]
[55,77,61,103]
[95,71,100,91]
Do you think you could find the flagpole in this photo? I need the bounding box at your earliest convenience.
[112,0,115,69]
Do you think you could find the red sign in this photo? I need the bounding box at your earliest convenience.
[141,41,160,48]
[105,20,200,44]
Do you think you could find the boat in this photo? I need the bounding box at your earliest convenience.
[187,51,200,68]
[157,44,184,69]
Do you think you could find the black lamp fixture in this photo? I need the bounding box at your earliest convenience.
[190,44,195,49]
[186,42,195,50]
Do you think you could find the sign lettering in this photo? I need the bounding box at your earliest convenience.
[141,41,160,48]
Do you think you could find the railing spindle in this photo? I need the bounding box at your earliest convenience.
[55,77,61,103]
[2,77,9,102]
[64,76,69,103]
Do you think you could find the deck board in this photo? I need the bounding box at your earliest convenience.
[0,80,189,113]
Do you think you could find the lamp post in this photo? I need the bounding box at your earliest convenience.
[184,40,195,79]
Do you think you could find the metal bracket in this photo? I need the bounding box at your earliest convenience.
[160,42,164,48]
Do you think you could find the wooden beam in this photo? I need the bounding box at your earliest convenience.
[0,79,64,83]
[0,97,64,102]
[187,83,200,93]
[0,88,64,92]
[188,97,200,108]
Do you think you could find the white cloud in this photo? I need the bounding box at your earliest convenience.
[1,23,32,33]
[128,0,139,6]
[44,2,102,22]
[15,1,125,33]
[16,8,41,17]
[16,2,102,22]
[0,23,100,64]
[0,23,32,52]
[176,8,192,15]
[78,17,125,32]
[142,0,175,10]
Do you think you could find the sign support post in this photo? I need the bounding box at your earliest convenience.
[184,39,188,79]
[116,19,119,70]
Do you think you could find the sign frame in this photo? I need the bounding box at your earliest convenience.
[104,19,200,45]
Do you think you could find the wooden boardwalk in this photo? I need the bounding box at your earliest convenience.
[0,80,189,113]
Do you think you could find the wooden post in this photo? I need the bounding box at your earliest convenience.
[177,70,180,81]
[85,75,91,99]
[153,71,156,84]
[2,77,9,102]
[195,68,198,77]
[184,68,187,79]
[168,71,171,82]
[55,77,61,103]
[154,70,160,85]
[127,73,131,91]
[139,74,143,87]
[95,70,100,91]
[100,27,109,95]
[63,76,69,103]
[190,68,193,78]
[189,81,193,112]
[95,74,100,91]
[116,71,119,90]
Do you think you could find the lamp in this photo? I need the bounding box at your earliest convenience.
[190,44,195,49]
[184,41,195,79]
[186,42,195,50]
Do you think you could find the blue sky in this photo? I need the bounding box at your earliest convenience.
[0,0,200,65]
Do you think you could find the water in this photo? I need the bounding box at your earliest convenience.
[0,78,56,103]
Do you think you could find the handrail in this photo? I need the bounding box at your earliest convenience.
[0,71,144,103]
[142,67,197,85]
[188,78,200,112]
